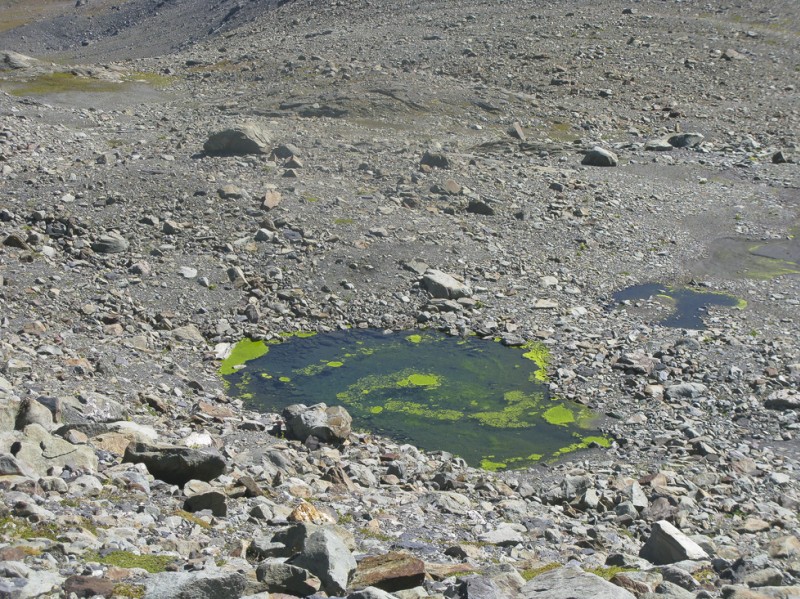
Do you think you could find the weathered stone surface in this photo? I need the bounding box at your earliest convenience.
[123,443,226,486]
[420,150,450,169]
[171,324,206,345]
[668,132,704,148]
[764,389,799,410]
[204,123,271,156]
[62,575,115,599]
[422,269,471,300]
[639,520,710,565]
[351,551,425,592]
[4,424,98,476]
[665,383,708,401]
[581,147,618,167]
[255,562,321,595]
[289,528,356,595]
[522,566,636,599]
[143,568,246,599]
[282,403,352,444]
[1,51,40,70]
[91,232,129,253]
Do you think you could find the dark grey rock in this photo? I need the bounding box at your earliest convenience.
[255,562,321,595]
[639,521,709,565]
[143,568,247,599]
[123,443,226,486]
[204,124,271,156]
[581,147,618,167]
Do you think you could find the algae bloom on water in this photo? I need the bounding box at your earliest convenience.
[221,329,607,469]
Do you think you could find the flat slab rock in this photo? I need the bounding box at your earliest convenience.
[639,520,709,565]
[522,566,636,599]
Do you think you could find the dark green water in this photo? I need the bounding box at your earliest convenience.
[613,283,744,329]
[222,330,607,470]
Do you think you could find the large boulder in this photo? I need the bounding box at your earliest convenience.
[282,403,352,444]
[581,147,618,167]
[143,568,246,599]
[350,551,426,592]
[522,566,636,599]
[639,520,710,565]
[255,562,321,595]
[123,442,226,486]
[422,269,472,300]
[3,423,98,476]
[204,123,271,156]
[289,528,356,595]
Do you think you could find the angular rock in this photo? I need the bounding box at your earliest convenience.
[639,520,710,565]
[62,575,115,598]
[255,562,321,595]
[347,587,400,599]
[420,151,450,169]
[450,575,515,599]
[171,324,206,345]
[350,551,426,592]
[204,123,271,156]
[422,269,471,300]
[282,403,352,444]
[289,528,356,595]
[143,568,246,599]
[8,423,98,476]
[123,443,226,486]
[764,389,799,410]
[581,147,618,167]
[522,566,636,599]
[665,383,708,400]
[184,480,227,516]
[668,133,704,148]
[91,232,129,254]
[645,139,674,151]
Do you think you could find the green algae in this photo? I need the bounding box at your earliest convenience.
[398,373,441,388]
[222,329,605,469]
[480,458,508,471]
[219,339,269,375]
[543,405,575,426]
[521,342,550,381]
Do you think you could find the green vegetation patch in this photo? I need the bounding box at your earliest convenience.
[87,550,175,573]
[521,563,561,581]
[218,338,269,375]
[222,329,605,469]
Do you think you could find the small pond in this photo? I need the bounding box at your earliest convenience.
[221,329,608,470]
[613,283,745,329]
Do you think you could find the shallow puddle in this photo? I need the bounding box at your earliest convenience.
[613,283,745,329]
[221,330,608,470]
[695,234,800,280]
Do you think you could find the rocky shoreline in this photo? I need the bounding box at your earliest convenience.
[1,0,799,596]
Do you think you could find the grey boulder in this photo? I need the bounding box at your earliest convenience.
[422,269,472,300]
[581,147,618,167]
[204,123,271,156]
[282,403,352,444]
[144,568,246,599]
[123,442,226,486]
[255,562,321,595]
[639,520,710,565]
[522,566,636,599]
[289,527,356,595]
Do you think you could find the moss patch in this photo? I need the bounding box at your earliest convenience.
[521,563,561,581]
[88,550,175,573]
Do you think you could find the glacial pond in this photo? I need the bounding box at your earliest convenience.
[221,329,608,470]
[613,283,745,329]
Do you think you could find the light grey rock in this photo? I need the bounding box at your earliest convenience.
[422,269,471,300]
[644,139,674,151]
[1,51,41,70]
[447,575,515,599]
[665,383,708,401]
[282,403,352,444]
[639,520,709,565]
[581,147,618,167]
[289,528,356,595]
[144,568,247,599]
[478,524,525,546]
[521,566,636,598]
[765,389,799,410]
[204,123,271,156]
[668,132,704,148]
[348,587,400,599]
[7,424,98,476]
[171,324,206,345]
